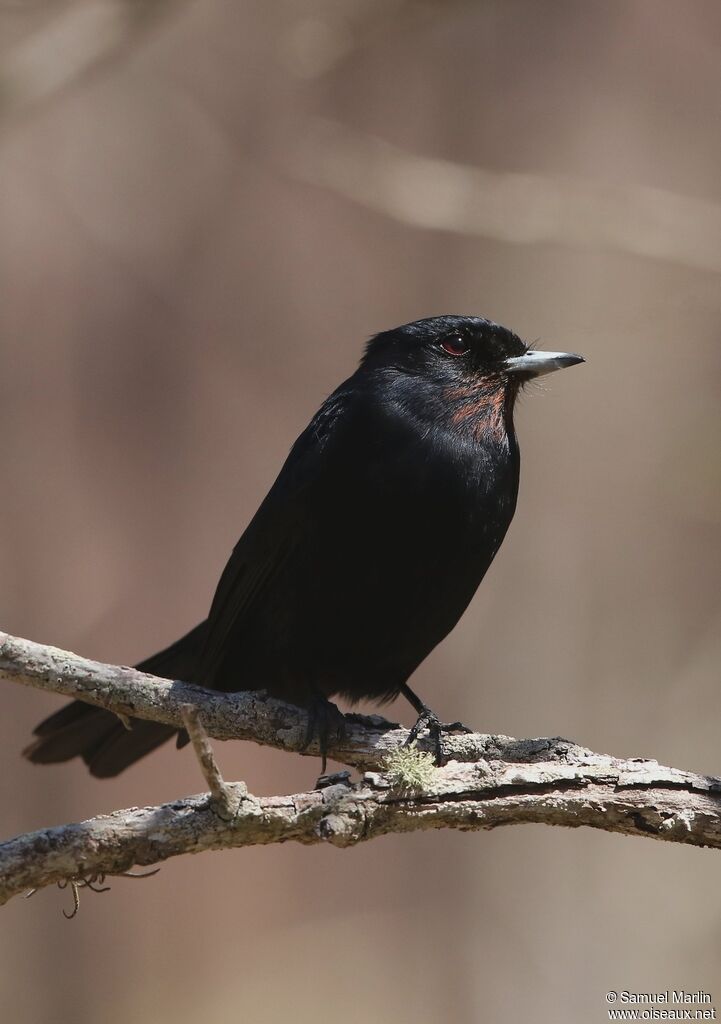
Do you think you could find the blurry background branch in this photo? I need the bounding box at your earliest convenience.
[292,119,721,275]
[0,0,192,127]
[6,3,720,276]
[3,628,721,908]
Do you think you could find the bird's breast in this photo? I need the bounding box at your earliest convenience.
[234,384,521,702]
[308,409,519,616]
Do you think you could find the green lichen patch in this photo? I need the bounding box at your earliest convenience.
[382,743,435,791]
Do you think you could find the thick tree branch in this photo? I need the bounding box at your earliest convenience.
[2,629,721,908]
[0,630,515,770]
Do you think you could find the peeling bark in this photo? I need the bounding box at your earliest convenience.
[2,630,721,908]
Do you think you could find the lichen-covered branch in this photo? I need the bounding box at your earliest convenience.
[2,629,721,908]
[0,629,515,770]
[4,754,721,908]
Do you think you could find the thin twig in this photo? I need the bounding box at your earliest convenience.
[180,705,243,820]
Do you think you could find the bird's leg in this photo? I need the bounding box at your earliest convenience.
[400,684,472,766]
[301,694,347,774]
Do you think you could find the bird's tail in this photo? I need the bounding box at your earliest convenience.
[23,621,207,778]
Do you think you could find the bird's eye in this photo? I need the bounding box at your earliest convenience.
[440,334,469,356]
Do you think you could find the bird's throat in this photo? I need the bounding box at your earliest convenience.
[444,378,517,446]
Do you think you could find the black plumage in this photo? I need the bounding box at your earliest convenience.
[24,315,583,775]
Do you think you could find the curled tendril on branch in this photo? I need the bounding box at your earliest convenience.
[24,867,160,919]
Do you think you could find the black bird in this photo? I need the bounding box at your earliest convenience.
[24,316,583,776]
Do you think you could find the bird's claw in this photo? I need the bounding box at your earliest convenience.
[443,720,474,735]
[404,707,472,766]
[301,696,347,774]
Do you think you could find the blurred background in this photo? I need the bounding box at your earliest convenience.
[2,1,721,1021]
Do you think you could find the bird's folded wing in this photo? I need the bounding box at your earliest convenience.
[196,386,354,685]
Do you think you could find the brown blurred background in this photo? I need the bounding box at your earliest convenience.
[2,1,721,1021]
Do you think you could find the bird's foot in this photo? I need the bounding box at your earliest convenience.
[404,706,472,766]
[301,696,347,775]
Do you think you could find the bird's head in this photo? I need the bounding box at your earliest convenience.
[360,315,584,441]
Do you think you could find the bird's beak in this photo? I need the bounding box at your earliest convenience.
[502,350,585,378]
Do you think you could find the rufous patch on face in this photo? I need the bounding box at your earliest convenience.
[444,378,510,443]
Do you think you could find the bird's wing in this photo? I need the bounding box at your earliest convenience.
[196,385,353,684]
